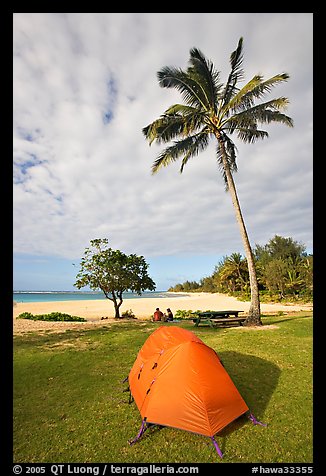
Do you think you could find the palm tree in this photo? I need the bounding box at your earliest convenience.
[220,253,249,293]
[142,37,293,325]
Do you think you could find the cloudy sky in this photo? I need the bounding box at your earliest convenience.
[13,13,313,291]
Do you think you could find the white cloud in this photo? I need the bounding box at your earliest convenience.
[13,12,313,273]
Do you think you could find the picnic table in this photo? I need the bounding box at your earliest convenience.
[192,310,246,328]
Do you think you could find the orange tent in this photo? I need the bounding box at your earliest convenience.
[128,326,265,457]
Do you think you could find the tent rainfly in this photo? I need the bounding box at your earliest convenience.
[126,326,266,458]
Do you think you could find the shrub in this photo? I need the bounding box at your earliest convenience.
[174,309,220,319]
[17,312,86,322]
[121,309,136,319]
[174,309,200,319]
[17,312,34,320]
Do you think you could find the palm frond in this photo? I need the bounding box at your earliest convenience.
[236,128,269,143]
[258,97,291,111]
[221,37,244,106]
[157,66,209,110]
[164,104,198,115]
[259,110,294,127]
[143,106,206,145]
[187,47,223,112]
[142,115,185,145]
[231,99,294,128]
[251,73,290,97]
[151,131,209,174]
[180,132,209,172]
[223,107,263,138]
[231,74,290,114]
[223,75,263,115]
[164,105,206,133]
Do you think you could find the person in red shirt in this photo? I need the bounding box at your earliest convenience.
[153,308,164,322]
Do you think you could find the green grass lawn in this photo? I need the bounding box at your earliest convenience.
[13,313,313,463]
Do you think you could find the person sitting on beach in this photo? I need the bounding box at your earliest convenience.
[153,308,164,322]
[165,308,174,322]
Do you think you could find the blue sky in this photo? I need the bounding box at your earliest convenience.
[13,13,313,291]
[13,254,221,291]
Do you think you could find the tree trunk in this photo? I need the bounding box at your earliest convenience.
[114,303,121,318]
[112,291,123,318]
[218,138,262,326]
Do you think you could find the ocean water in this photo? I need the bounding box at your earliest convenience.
[13,291,186,303]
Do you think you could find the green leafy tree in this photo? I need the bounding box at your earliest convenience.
[255,235,306,263]
[182,280,200,291]
[74,239,156,318]
[167,283,185,292]
[199,275,217,293]
[264,258,288,299]
[142,38,293,326]
[254,235,311,299]
[299,256,313,299]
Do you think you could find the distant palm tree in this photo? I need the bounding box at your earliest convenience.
[221,252,249,293]
[142,37,293,325]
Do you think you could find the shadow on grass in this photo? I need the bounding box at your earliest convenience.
[262,315,312,325]
[216,351,281,455]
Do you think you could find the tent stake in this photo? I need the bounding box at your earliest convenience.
[211,436,223,458]
[249,412,267,427]
[128,419,147,446]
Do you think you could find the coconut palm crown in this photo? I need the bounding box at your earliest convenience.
[142,37,293,325]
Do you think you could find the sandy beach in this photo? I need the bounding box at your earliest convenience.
[13,292,312,334]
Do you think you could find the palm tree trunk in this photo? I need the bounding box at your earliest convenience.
[218,138,262,326]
